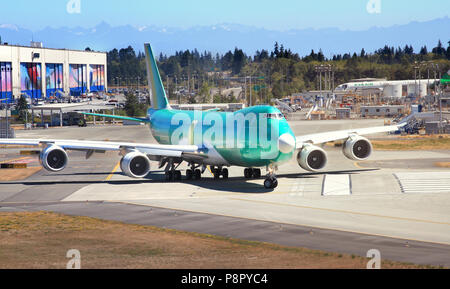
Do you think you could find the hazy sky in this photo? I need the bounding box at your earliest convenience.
[2,0,449,31]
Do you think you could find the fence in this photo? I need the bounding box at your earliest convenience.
[0,118,15,138]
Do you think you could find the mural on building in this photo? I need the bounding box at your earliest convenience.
[21,63,42,99]
[89,65,105,92]
[69,64,87,96]
[46,63,64,98]
[0,62,13,103]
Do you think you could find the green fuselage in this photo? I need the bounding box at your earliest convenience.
[147,105,295,167]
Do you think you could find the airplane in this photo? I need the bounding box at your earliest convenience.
[0,43,404,189]
[335,79,439,92]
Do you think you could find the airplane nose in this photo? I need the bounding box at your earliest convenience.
[278,133,296,154]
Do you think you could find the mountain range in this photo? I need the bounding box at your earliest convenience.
[0,17,449,56]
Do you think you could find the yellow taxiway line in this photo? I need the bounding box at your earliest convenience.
[105,161,121,181]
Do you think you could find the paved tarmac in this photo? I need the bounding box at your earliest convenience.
[1,120,449,267]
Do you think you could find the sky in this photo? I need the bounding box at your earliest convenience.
[1,0,449,31]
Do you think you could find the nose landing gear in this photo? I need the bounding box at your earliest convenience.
[263,164,278,189]
[264,176,278,189]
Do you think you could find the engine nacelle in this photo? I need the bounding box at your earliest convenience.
[297,145,327,172]
[39,145,68,172]
[343,136,373,161]
[120,151,151,178]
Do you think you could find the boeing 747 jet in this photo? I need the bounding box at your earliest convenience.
[0,44,404,189]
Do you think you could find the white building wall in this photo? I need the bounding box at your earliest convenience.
[0,44,107,99]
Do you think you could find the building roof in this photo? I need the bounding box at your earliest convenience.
[0,43,106,54]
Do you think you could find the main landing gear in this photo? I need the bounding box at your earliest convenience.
[244,168,261,179]
[164,159,183,181]
[212,166,229,180]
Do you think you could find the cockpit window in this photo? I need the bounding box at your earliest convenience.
[266,113,284,119]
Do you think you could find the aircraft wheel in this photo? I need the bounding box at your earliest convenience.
[174,170,182,181]
[264,177,278,189]
[222,168,229,179]
[253,169,261,179]
[165,171,173,181]
[213,168,221,179]
[186,169,193,180]
[194,169,202,180]
[244,168,253,179]
[271,178,278,189]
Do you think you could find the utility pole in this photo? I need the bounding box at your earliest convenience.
[250,76,252,107]
[166,75,170,99]
[244,77,247,105]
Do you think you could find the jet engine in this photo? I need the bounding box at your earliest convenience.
[297,145,327,172]
[343,136,372,161]
[39,145,68,172]
[120,151,151,178]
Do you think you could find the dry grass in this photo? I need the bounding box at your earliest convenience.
[0,212,437,269]
[371,135,450,151]
[0,167,42,181]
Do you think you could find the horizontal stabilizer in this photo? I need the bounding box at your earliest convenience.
[80,112,150,123]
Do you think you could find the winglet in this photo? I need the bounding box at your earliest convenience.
[144,43,171,110]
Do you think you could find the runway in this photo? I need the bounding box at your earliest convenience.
[1,120,450,267]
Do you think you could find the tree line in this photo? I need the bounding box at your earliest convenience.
[107,40,450,100]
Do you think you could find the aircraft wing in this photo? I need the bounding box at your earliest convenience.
[0,139,198,158]
[296,123,405,148]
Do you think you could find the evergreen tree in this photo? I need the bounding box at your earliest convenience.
[232,48,246,75]
[124,92,143,117]
[420,46,428,55]
[17,95,29,122]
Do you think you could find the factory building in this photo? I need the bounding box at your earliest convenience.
[0,42,107,103]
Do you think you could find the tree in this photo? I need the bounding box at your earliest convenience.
[124,92,144,117]
[273,42,280,58]
[16,95,29,122]
[360,48,366,58]
[432,40,446,57]
[232,48,246,75]
[420,46,428,55]
[199,82,212,103]
[222,51,234,70]
[447,41,450,60]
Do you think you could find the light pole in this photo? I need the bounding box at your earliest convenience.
[314,64,333,107]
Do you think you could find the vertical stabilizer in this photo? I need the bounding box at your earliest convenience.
[144,43,171,110]
[441,70,450,85]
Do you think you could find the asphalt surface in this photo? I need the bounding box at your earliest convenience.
[1,120,449,267]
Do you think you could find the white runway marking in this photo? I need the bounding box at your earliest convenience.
[395,172,450,194]
[290,178,305,196]
[322,174,351,196]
